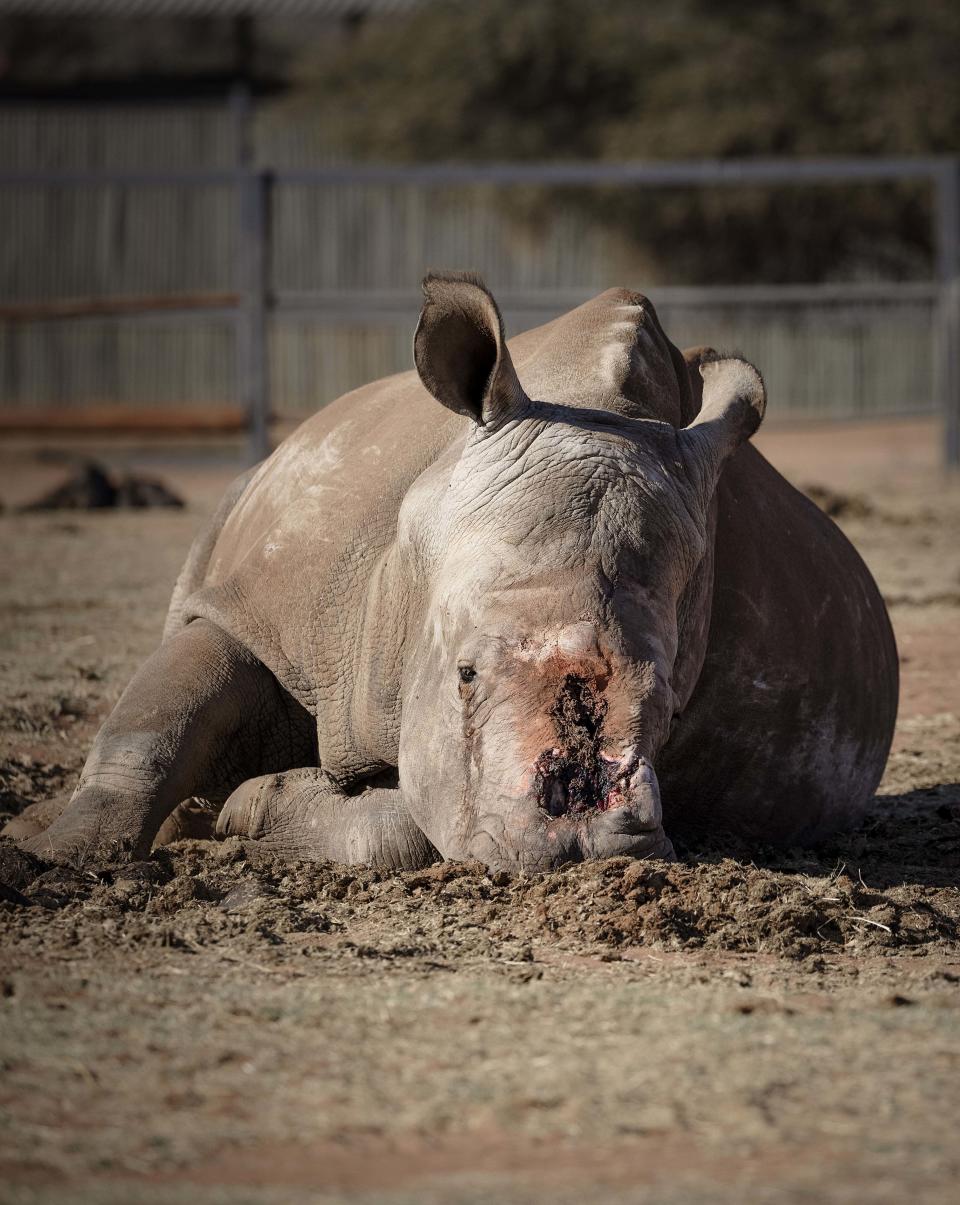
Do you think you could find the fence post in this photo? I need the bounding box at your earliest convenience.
[935,158,960,471]
[232,84,271,465]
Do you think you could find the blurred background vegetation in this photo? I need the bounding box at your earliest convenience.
[2,0,958,287]
[293,0,960,283]
[0,0,956,424]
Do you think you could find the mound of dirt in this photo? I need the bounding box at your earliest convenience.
[19,461,184,511]
[802,483,875,519]
[3,801,957,966]
[0,755,71,829]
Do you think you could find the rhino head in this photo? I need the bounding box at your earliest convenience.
[394,274,765,871]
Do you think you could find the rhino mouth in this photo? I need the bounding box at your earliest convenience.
[533,746,632,817]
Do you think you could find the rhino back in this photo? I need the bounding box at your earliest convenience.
[658,443,898,844]
[181,368,462,714]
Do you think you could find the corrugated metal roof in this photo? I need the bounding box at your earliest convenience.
[0,0,424,15]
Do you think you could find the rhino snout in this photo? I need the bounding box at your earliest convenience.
[479,749,671,871]
[532,744,651,818]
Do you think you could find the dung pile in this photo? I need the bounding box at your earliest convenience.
[19,461,184,511]
[802,483,875,520]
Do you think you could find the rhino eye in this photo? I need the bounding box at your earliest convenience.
[458,666,477,684]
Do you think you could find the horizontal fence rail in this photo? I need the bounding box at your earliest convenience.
[0,292,241,322]
[1,156,953,187]
[0,286,939,427]
[0,145,957,465]
[272,281,943,310]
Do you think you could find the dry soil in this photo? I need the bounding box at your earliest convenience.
[0,421,958,1205]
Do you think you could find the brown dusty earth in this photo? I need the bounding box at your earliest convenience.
[1,418,959,1205]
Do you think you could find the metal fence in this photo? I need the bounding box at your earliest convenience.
[0,101,957,465]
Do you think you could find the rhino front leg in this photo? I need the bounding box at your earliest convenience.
[14,620,311,864]
[217,768,438,872]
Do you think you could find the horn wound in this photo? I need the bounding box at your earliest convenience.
[532,675,626,817]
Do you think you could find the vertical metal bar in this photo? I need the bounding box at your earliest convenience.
[232,83,271,465]
[934,158,960,470]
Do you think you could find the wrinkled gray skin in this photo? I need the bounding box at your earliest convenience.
[7,275,898,873]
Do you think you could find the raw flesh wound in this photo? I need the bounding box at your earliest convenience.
[532,676,627,817]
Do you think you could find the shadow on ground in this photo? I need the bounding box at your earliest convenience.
[677,783,960,890]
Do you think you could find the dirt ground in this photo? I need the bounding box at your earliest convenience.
[1,418,958,1205]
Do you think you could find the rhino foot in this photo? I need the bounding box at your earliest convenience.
[217,768,438,872]
[2,795,69,843]
[13,784,147,867]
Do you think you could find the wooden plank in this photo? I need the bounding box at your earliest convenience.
[0,405,248,434]
[0,293,240,323]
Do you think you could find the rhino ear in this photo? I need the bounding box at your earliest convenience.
[679,354,766,499]
[414,272,527,427]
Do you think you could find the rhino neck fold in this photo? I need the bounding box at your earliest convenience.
[667,494,719,724]
[346,540,407,776]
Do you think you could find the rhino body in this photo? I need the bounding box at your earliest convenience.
[10,277,898,871]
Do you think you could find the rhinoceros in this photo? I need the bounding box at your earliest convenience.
[8,274,898,872]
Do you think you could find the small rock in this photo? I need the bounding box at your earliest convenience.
[218,879,274,913]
